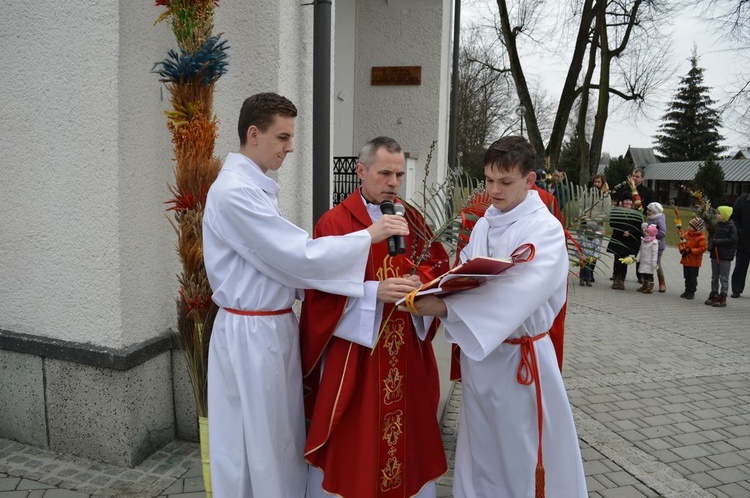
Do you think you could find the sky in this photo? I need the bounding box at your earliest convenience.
[461,1,747,159]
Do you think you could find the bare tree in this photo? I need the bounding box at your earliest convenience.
[696,0,750,138]
[484,0,675,179]
[456,31,512,176]
[455,29,555,176]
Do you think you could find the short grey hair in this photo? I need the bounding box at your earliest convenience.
[358,136,402,169]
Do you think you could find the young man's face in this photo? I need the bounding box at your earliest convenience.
[631,170,643,186]
[357,147,405,205]
[484,163,534,212]
[247,115,295,173]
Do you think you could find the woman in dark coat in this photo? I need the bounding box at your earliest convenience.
[607,192,644,290]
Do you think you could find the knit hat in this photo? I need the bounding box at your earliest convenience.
[644,224,658,238]
[647,202,663,215]
[586,220,598,231]
[717,205,733,220]
[688,217,705,232]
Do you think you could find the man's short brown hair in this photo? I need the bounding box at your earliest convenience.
[483,136,536,174]
[238,93,298,145]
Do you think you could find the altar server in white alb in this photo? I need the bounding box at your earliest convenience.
[202,92,409,498]
[402,135,587,498]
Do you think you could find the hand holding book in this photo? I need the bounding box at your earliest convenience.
[397,243,535,313]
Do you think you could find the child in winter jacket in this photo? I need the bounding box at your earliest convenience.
[646,202,668,292]
[705,206,739,307]
[578,220,602,286]
[622,224,659,293]
[679,217,708,300]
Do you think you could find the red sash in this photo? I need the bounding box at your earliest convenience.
[505,332,548,498]
[223,307,292,316]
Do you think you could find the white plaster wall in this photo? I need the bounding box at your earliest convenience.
[0,1,181,348]
[354,0,447,187]
[0,1,123,346]
[118,1,182,346]
[213,2,315,232]
[334,0,357,157]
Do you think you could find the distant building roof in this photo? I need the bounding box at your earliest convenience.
[733,148,750,160]
[626,147,659,167]
[643,159,750,182]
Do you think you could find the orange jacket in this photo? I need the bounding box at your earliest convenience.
[679,229,708,268]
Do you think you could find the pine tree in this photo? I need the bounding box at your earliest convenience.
[693,156,726,208]
[604,155,632,195]
[654,52,724,162]
[558,130,589,187]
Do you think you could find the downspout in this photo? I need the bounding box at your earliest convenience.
[447,0,461,172]
[313,0,332,225]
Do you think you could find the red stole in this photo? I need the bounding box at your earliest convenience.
[301,192,448,497]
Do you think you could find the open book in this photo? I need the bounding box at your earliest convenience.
[396,243,535,306]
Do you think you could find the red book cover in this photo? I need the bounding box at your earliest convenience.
[396,243,535,305]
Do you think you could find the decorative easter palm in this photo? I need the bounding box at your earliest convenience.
[153,2,228,495]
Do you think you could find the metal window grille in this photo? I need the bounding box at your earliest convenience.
[332,156,360,206]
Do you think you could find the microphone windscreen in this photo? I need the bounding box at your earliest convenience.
[379,201,395,215]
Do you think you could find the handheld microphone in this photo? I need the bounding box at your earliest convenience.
[379,201,406,256]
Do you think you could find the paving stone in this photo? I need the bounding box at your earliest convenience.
[0,477,21,491]
[706,466,750,484]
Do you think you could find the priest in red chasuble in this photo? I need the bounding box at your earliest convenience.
[301,137,449,498]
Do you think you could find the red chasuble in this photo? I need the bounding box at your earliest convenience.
[300,191,449,498]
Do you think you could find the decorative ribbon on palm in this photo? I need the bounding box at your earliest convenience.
[673,205,687,252]
[152,2,228,496]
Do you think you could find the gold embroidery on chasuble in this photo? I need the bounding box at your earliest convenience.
[380,457,404,492]
[383,410,404,446]
[376,252,407,494]
[376,255,400,281]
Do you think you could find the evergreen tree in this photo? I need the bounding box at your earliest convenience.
[654,52,724,161]
[557,131,589,187]
[693,156,726,208]
[603,155,632,197]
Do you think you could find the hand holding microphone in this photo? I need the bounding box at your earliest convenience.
[379,201,407,256]
[366,205,409,245]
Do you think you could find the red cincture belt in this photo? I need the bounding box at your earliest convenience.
[504,332,548,498]
[223,307,293,316]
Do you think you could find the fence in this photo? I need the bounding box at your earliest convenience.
[333,156,359,206]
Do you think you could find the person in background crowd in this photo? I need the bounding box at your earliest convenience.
[607,192,643,290]
[550,169,569,211]
[730,192,750,298]
[679,217,708,300]
[621,224,659,294]
[578,220,602,287]
[645,202,668,292]
[705,206,738,308]
[535,168,547,190]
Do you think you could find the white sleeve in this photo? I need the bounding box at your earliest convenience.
[411,315,436,341]
[209,186,370,297]
[332,281,383,348]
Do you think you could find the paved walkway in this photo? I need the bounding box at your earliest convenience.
[1,246,748,497]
